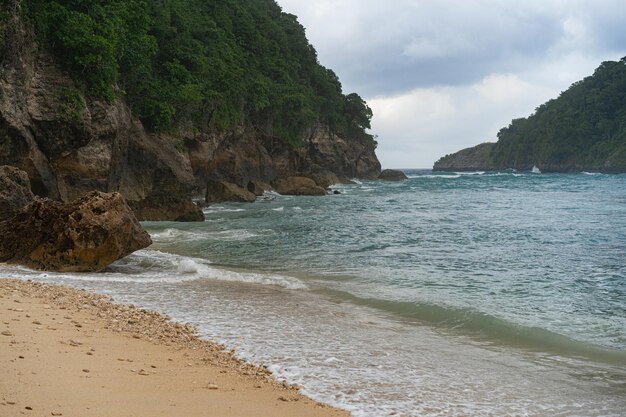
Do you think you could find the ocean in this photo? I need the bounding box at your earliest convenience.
[2,169,625,416]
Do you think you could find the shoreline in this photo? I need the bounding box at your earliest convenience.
[0,278,349,417]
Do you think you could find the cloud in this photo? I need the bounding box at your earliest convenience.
[278,0,626,94]
[369,53,610,168]
[276,0,626,167]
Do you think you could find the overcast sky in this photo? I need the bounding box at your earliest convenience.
[276,0,626,168]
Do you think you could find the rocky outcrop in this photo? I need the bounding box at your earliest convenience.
[433,143,496,171]
[129,196,204,222]
[0,17,203,220]
[0,12,382,212]
[195,126,380,193]
[0,191,151,272]
[272,177,327,196]
[305,125,381,180]
[378,169,408,181]
[205,180,256,203]
[0,165,35,220]
[304,170,340,189]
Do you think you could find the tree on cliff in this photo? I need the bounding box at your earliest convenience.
[14,0,375,147]
[490,57,626,170]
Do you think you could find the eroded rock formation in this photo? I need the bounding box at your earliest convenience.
[0,191,152,272]
[0,165,34,220]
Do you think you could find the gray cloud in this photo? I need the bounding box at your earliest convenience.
[278,0,626,95]
[276,0,626,167]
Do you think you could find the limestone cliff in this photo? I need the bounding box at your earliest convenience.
[0,11,381,220]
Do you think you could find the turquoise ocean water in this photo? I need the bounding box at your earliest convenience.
[2,170,625,416]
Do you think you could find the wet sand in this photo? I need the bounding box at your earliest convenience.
[0,278,349,417]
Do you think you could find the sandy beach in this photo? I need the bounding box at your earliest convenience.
[0,278,349,417]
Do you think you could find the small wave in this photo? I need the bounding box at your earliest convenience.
[0,250,307,290]
[210,229,260,241]
[582,171,602,176]
[272,207,284,212]
[321,289,626,365]
[203,206,247,213]
[150,228,204,243]
[421,174,461,179]
[259,191,280,201]
[454,171,485,175]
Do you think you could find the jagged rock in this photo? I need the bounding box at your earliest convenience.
[205,180,256,203]
[378,169,408,181]
[0,42,204,221]
[0,191,152,272]
[272,177,327,196]
[305,125,381,179]
[0,166,35,220]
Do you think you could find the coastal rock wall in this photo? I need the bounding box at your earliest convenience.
[0,15,381,217]
[0,18,203,220]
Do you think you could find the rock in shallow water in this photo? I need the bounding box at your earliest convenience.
[0,191,151,272]
[205,180,256,203]
[378,169,408,181]
[272,176,326,196]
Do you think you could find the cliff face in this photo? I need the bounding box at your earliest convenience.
[0,17,380,220]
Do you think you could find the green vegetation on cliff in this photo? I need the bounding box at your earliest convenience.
[13,0,374,146]
[435,57,626,172]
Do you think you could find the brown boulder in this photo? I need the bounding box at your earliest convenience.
[378,169,408,181]
[0,166,35,221]
[0,191,152,272]
[272,177,327,196]
[205,180,256,203]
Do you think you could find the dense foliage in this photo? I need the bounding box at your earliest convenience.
[13,0,375,145]
[491,57,626,170]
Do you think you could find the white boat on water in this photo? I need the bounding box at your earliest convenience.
[531,165,541,174]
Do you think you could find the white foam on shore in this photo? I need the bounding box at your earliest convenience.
[0,250,307,290]
[149,228,205,243]
[2,258,624,416]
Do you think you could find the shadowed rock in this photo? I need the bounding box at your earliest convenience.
[0,165,35,220]
[0,191,151,272]
[205,180,256,203]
